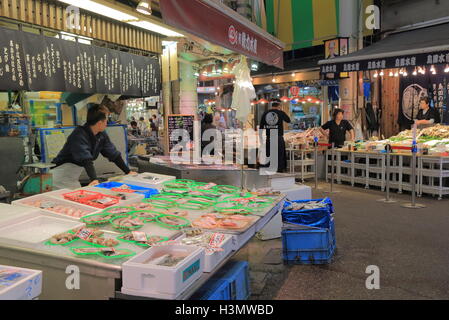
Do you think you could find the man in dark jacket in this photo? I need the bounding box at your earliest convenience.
[260,98,291,173]
[51,104,135,189]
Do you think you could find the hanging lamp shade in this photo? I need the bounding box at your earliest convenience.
[280,96,290,102]
[258,98,269,104]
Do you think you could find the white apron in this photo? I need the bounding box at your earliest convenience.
[50,163,84,190]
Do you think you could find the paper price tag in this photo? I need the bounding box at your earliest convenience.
[209,233,225,248]
[76,228,93,241]
[132,231,147,242]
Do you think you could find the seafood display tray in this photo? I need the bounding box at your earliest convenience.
[0,216,84,244]
[79,187,145,204]
[178,233,235,273]
[122,245,205,300]
[123,172,176,189]
[12,194,101,221]
[0,265,42,300]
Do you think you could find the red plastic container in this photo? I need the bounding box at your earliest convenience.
[79,194,121,209]
[62,190,100,202]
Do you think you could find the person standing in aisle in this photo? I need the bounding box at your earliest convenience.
[51,104,136,189]
[260,98,291,173]
[150,114,159,138]
[320,108,355,148]
[415,96,440,129]
[137,117,148,135]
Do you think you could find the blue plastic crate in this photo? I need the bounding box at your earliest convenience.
[95,181,159,198]
[192,261,251,300]
[192,280,231,300]
[282,220,336,265]
[212,261,250,300]
[282,198,334,229]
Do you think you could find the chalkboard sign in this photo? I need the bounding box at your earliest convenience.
[167,114,195,151]
[0,26,161,97]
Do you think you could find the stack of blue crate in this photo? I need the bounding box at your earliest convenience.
[281,198,336,265]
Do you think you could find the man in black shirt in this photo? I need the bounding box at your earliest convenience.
[51,104,136,189]
[415,96,440,129]
[260,99,291,172]
[321,108,355,148]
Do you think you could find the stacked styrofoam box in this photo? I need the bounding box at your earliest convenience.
[123,172,176,190]
[122,245,205,299]
[0,265,42,300]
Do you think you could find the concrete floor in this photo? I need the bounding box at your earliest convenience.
[234,182,449,300]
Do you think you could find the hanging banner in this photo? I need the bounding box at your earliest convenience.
[0,26,161,96]
[0,28,29,91]
[159,0,284,69]
[320,51,449,74]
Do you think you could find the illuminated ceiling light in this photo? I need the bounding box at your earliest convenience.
[445,65,449,73]
[136,1,152,15]
[379,70,384,77]
[291,72,296,77]
[389,71,394,77]
[251,62,259,71]
[373,71,378,78]
[403,70,408,77]
[399,69,404,75]
[413,68,418,76]
[394,71,399,77]
[57,0,183,37]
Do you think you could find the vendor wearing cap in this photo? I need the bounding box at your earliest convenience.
[51,104,136,190]
[260,98,291,172]
[415,96,440,129]
[321,108,355,148]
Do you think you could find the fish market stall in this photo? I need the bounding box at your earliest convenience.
[0,179,285,300]
[326,125,449,199]
[137,155,274,189]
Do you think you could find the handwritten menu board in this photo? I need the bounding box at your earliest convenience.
[167,115,195,151]
[0,26,160,97]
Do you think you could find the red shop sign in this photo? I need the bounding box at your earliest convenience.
[159,0,285,69]
[290,86,300,96]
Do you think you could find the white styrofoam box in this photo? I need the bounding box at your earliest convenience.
[0,204,42,226]
[228,224,257,251]
[177,233,234,273]
[122,245,205,299]
[0,265,42,300]
[277,184,312,201]
[123,172,176,190]
[269,175,296,190]
[257,185,311,240]
[12,194,100,221]
[0,215,84,244]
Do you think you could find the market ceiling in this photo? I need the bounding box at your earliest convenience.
[159,0,285,69]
